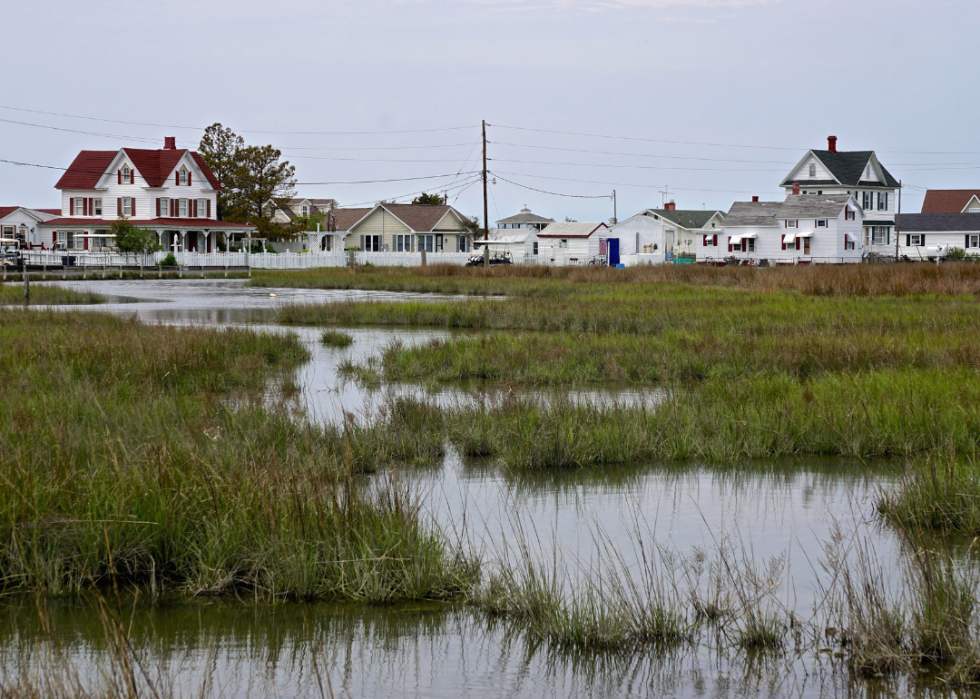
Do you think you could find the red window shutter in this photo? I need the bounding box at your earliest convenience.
[118,170,122,185]
[117,198,122,217]
[188,171,192,186]
[206,199,211,218]
[728,238,732,253]
[176,171,180,186]
[129,198,135,217]
[88,198,94,216]
[156,199,160,217]
[84,236,89,250]
[781,234,786,251]
[52,231,57,244]
[69,198,75,216]
[171,199,176,217]
[702,235,707,247]
[193,200,198,218]
[713,234,717,247]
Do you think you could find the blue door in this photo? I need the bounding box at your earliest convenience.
[607,238,620,265]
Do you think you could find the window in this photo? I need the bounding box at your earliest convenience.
[457,237,469,253]
[559,239,568,249]
[809,163,816,177]
[818,191,822,195]
[845,208,855,221]
[909,234,924,246]
[803,237,811,255]
[817,220,827,227]
[74,199,84,216]
[878,192,889,211]
[197,199,207,218]
[968,234,980,249]
[845,236,856,251]
[122,166,131,184]
[416,235,437,253]
[533,241,539,255]
[970,208,980,214]
[360,235,381,252]
[178,167,188,185]
[871,227,890,245]
[394,234,413,252]
[94,199,102,216]
[746,238,756,253]
[159,198,169,217]
[179,199,188,217]
[121,198,132,217]
[862,192,871,209]
[785,220,798,228]
[302,205,309,216]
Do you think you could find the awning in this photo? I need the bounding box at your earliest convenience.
[75,233,116,238]
[728,235,744,244]
[741,232,758,239]
[0,238,19,244]
[845,233,857,243]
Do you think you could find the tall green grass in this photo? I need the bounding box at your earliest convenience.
[0,283,105,305]
[0,310,474,601]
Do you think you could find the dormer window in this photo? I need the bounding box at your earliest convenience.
[302,205,309,216]
[808,164,816,178]
[122,166,131,184]
[178,167,188,185]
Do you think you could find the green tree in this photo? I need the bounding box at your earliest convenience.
[198,124,296,237]
[112,218,162,277]
[412,192,447,206]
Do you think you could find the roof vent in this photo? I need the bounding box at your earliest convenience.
[752,196,759,203]
[827,135,838,154]
[164,137,176,150]
[792,182,801,196]
[664,201,676,211]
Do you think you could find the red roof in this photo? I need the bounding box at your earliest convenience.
[921,190,980,214]
[36,209,62,215]
[0,206,61,220]
[54,148,222,191]
[0,207,19,219]
[37,217,253,229]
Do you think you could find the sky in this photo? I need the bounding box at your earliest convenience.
[1,0,977,223]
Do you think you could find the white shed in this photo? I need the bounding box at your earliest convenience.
[537,222,610,266]
[475,228,540,261]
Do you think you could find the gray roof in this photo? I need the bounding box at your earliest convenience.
[722,201,783,227]
[777,194,854,219]
[781,150,900,188]
[724,195,853,227]
[645,209,723,229]
[538,221,608,238]
[496,207,554,226]
[898,213,980,233]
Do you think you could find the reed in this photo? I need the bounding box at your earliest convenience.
[320,329,354,347]
[0,283,105,305]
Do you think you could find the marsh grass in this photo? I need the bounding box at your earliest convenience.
[0,283,105,305]
[320,329,354,348]
[0,311,475,602]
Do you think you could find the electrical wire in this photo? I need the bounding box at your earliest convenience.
[491,169,773,196]
[297,172,481,186]
[490,157,786,173]
[491,173,611,199]
[491,140,798,165]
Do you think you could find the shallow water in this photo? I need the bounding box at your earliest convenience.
[5,278,967,698]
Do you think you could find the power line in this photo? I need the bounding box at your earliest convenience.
[491,169,772,196]
[297,172,480,186]
[492,140,797,165]
[491,173,611,199]
[490,157,786,173]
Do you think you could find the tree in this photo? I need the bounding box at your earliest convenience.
[199,124,244,220]
[112,218,162,277]
[198,124,297,237]
[412,192,447,206]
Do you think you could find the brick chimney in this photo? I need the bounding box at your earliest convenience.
[752,196,759,202]
[827,136,838,153]
[664,201,676,211]
[164,137,176,150]
[792,182,801,196]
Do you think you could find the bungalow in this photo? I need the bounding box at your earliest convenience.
[895,213,980,257]
[475,228,540,261]
[610,203,725,263]
[536,222,610,266]
[496,207,554,232]
[36,137,254,252]
[266,197,338,227]
[780,136,899,256]
[334,203,473,253]
[920,190,980,214]
[710,192,863,264]
[0,207,61,248]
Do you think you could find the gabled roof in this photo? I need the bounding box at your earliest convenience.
[781,150,899,188]
[485,229,536,244]
[0,207,19,219]
[538,222,608,238]
[725,195,856,227]
[287,198,337,207]
[644,209,723,229]
[0,206,60,222]
[921,190,980,214]
[496,207,554,226]
[382,204,466,232]
[722,201,783,227]
[333,208,374,231]
[898,213,980,232]
[55,148,222,191]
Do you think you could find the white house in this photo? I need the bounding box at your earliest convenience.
[610,203,725,264]
[895,213,980,258]
[707,193,863,264]
[333,203,473,253]
[475,228,540,261]
[780,136,899,256]
[266,197,338,226]
[537,222,610,266]
[36,137,254,252]
[0,207,61,248]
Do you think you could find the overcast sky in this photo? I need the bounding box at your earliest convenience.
[1,0,977,222]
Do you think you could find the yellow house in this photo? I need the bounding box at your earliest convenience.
[336,203,473,252]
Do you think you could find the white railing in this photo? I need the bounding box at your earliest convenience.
[25,251,155,268]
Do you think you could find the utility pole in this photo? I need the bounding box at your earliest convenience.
[611,190,617,225]
[482,119,489,267]
[895,180,902,262]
